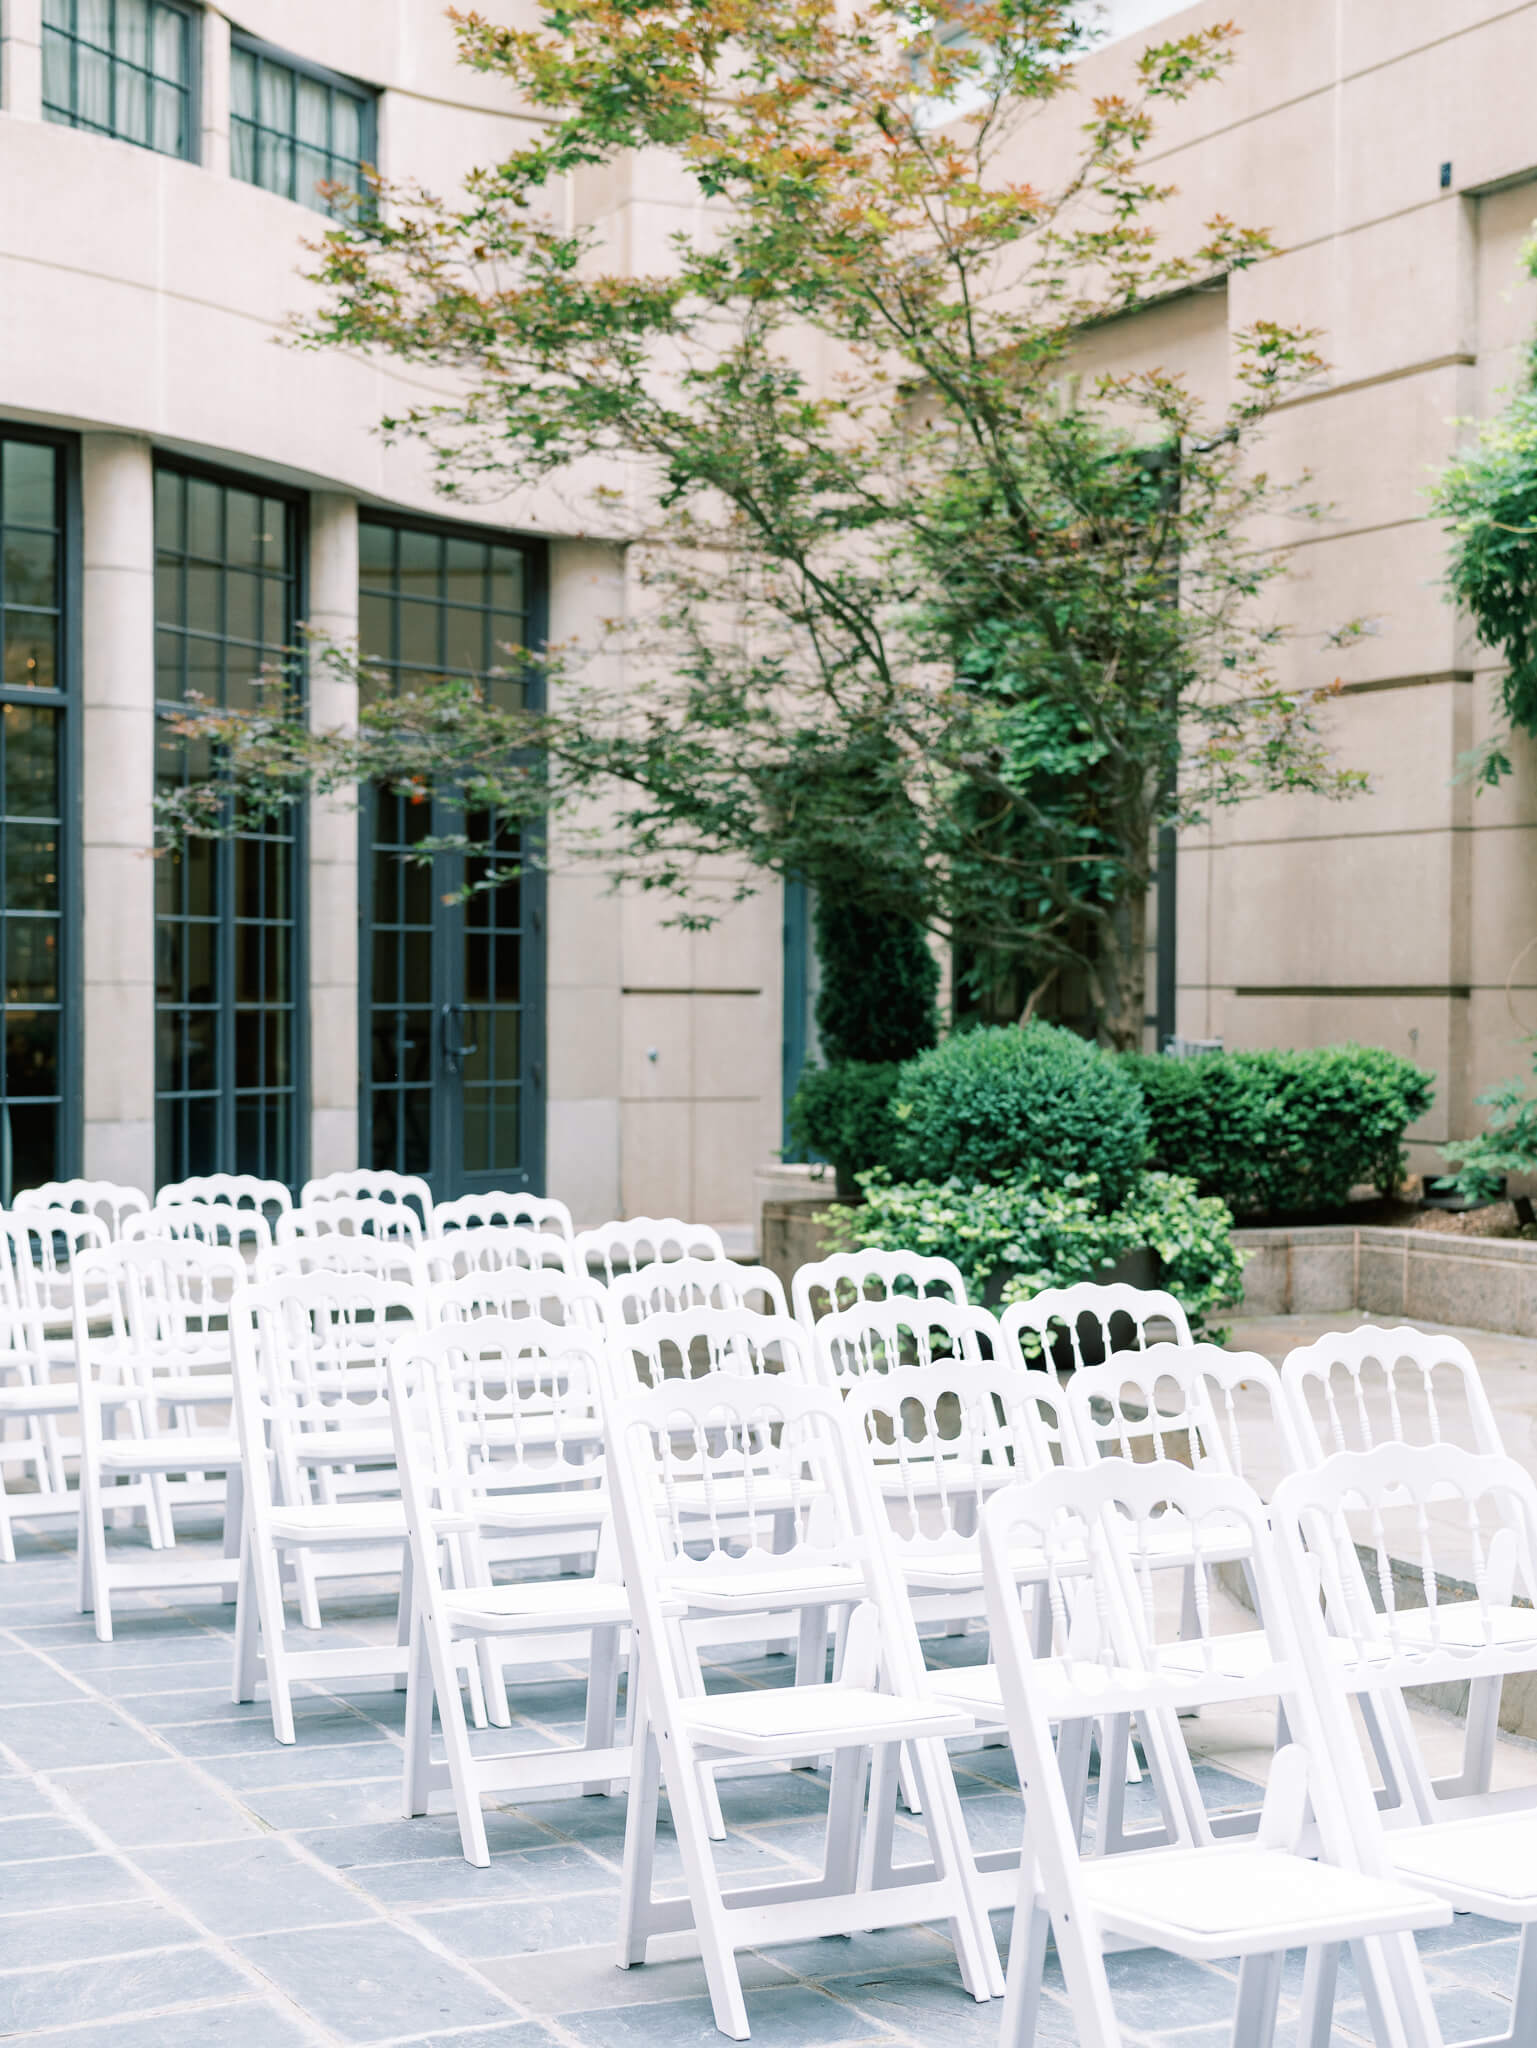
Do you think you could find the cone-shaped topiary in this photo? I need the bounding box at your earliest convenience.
[813,898,940,1065]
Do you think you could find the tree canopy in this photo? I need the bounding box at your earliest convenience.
[159,0,1364,1045]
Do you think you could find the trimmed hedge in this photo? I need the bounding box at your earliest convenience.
[1126,1044,1435,1217]
[785,1061,901,1197]
[889,1021,1149,1205]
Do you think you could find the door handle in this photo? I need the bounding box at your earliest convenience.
[441,1003,479,1070]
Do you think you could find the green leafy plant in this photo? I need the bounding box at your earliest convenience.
[822,1169,1245,1334]
[813,899,939,1067]
[1439,1051,1537,1224]
[785,1061,901,1199]
[1126,1044,1433,1218]
[889,1022,1149,1203]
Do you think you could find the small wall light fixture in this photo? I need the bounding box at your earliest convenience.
[1440,162,1453,190]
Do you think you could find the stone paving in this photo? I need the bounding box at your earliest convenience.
[0,1311,1532,2046]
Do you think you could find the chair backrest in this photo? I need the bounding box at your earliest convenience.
[1066,1343,1308,1488]
[125,1202,273,1253]
[1271,1441,1537,1700]
[606,1371,916,1666]
[426,1266,607,1331]
[387,1316,610,1516]
[300,1169,433,1231]
[790,1248,968,1326]
[604,1257,788,1335]
[812,1296,1005,1391]
[980,1458,1388,1929]
[1000,1282,1192,1371]
[417,1223,576,1284]
[254,1233,424,1287]
[155,1174,293,1214]
[15,1179,149,1239]
[229,1270,420,1513]
[72,1239,246,1396]
[0,1215,56,1363]
[571,1216,726,1285]
[842,1360,1068,1569]
[2,1208,110,1322]
[431,1191,575,1240]
[608,1304,818,1399]
[1281,1323,1505,1465]
[276,1197,425,1248]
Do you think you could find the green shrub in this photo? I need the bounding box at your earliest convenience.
[785,1061,901,1196]
[813,899,940,1065]
[1126,1044,1434,1218]
[1439,1047,1537,1215]
[822,1168,1245,1334]
[889,1021,1149,1204]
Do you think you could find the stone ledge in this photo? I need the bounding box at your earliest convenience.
[1235,1221,1537,1336]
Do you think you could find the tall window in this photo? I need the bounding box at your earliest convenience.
[154,466,301,1188]
[0,437,71,1201]
[41,0,194,159]
[359,518,536,1190]
[230,37,374,217]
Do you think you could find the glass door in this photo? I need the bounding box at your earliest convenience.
[358,515,545,1199]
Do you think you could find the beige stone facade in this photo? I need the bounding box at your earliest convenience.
[3,0,1535,1226]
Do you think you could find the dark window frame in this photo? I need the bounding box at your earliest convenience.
[356,505,547,1196]
[152,454,309,1193]
[228,28,377,217]
[41,0,200,162]
[0,424,82,1201]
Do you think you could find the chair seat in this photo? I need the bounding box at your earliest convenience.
[267,1500,409,1543]
[109,1374,234,1407]
[871,1460,1014,1497]
[1390,1604,1537,1656]
[98,1433,240,1472]
[664,1474,825,1517]
[671,1560,865,1612]
[1388,1811,1537,1916]
[900,1540,1072,1590]
[474,1488,609,1531]
[1082,1843,1448,1959]
[681,1681,973,1757]
[286,1425,395,1465]
[440,1578,632,1634]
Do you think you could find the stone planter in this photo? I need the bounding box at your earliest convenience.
[1232,1222,1537,1337]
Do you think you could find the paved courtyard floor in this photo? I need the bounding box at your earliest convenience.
[1,1312,1534,2046]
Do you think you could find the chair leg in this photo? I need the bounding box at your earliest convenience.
[582,1622,622,1797]
[250,1537,297,1744]
[1232,1950,1284,2048]
[999,1898,1052,2048]
[78,1466,112,1641]
[820,1740,870,1896]
[231,1536,263,1705]
[295,1551,323,1630]
[394,1543,414,1692]
[680,1625,728,1839]
[905,1732,1002,2000]
[402,1611,435,1821]
[617,1677,663,1969]
[662,1721,751,2041]
[221,1464,243,1602]
[1455,1673,1502,1799]
[857,1739,902,1891]
[423,1603,489,1868]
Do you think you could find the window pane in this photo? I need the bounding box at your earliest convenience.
[41,30,73,115]
[77,0,110,50]
[151,80,182,156]
[152,3,185,81]
[358,591,392,661]
[396,529,441,597]
[3,530,56,608]
[116,64,149,146]
[258,60,289,129]
[117,0,150,70]
[231,118,256,182]
[259,130,294,199]
[359,521,393,584]
[332,93,361,165]
[295,75,328,147]
[443,538,485,606]
[5,708,59,815]
[397,599,439,671]
[442,606,484,676]
[4,615,57,691]
[295,144,330,214]
[230,46,256,119]
[224,488,262,568]
[186,478,221,558]
[75,43,110,127]
[2,444,56,529]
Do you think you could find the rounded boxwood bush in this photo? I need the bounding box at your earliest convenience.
[889,1022,1149,1203]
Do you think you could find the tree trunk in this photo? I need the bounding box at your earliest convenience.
[1095,885,1148,1052]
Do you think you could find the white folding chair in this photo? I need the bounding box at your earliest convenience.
[228,1269,432,1740]
[16,1179,149,1240]
[72,1240,245,1640]
[1001,1280,1192,1370]
[791,1248,968,1327]
[432,1191,574,1240]
[608,1372,999,2037]
[572,1216,726,1285]
[301,1169,434,1232]
[417,1223,576,1284]
[255,1233,424,1287]
[389,1319,625,1863]
[1273,1442,1537,2048]
[0,1215,97,1559]
[427,1266,607,1332]
[1284,1323,1510,1803]
[813,1295,1005,1391]
[156,1174,293,1216]
[277,1197,425,1250]
[977,1459,1449,2048]
[604,1257,789,1339]
[126,1202,273,1255]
